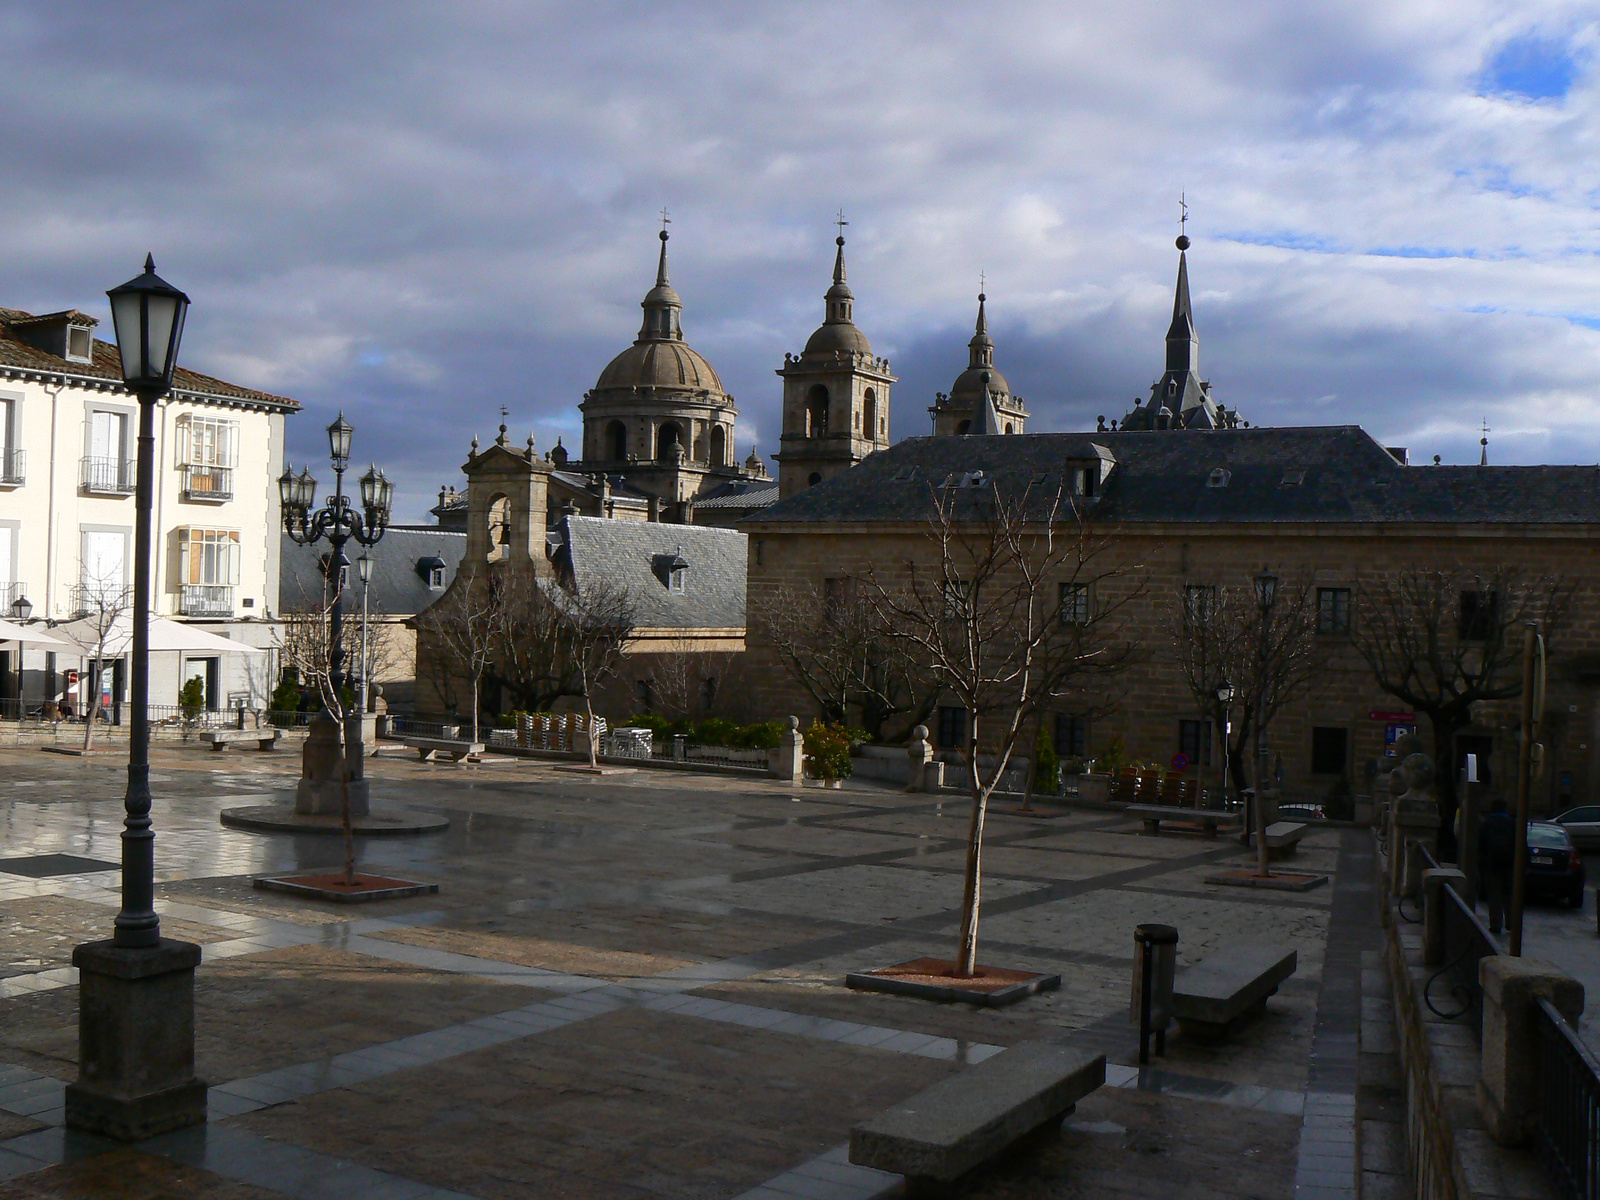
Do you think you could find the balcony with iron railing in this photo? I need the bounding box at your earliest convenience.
[0,449,23,486]
[0,581,28,614]
[178,584,234,617]
[80,456,136,495]
[180,463,233,501]
[70,584,133,618]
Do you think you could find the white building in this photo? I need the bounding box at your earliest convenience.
[0,305,299,715]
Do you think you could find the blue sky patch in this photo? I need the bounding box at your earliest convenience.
[1484,34,1577,100]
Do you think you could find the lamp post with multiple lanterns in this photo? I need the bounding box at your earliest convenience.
[279,416,393,782]
[65,256,208,1140]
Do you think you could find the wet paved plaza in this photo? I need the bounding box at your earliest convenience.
[0,743,1381,1198]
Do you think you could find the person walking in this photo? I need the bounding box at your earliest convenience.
[1479,797,1516,936]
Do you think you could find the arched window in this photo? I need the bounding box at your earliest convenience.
[709,426,726,467]
[863,389,876,438]
[1004,423,1013,435]
[693,428,708,462]
[486,494,510,562]
[656,422,681,460]
[806,385,829,438]
[605,420,627,461]
[955,419,971,436]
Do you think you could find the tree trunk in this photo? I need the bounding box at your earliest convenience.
[471,676,481,744]
[955,724,986,976]
[583,676,599,770]
[1020,712,1041,813]
[1428,713,1461,859]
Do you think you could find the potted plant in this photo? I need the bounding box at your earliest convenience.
[804,719,856,788]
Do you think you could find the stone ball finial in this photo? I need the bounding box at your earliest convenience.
[787,715,799,731]
[912,725,928,742]
[470,434,480,453]
[1176,234,1191,251]
[1399,751,1434,792]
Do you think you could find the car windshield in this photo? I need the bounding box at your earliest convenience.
[1528,824,1572,850]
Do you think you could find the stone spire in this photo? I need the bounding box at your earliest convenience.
[823,234,855,327]
[968,293,994,370]
[1166,235,1198,376]
[637,229,683,343]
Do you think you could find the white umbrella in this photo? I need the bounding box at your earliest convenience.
[52,614,267,657]
[0,618,70,646]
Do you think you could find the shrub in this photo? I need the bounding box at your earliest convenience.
[1061,756,1089,776]
[804,719,863,782]
[178,677,206,716]
[1097,735,1127,776]
[1033,725,1059,795]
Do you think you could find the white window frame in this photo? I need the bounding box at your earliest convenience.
[179,527,242,587]
[175,413,240,469]
[84,404,134,461]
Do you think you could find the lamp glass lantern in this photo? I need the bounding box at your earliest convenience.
[327,413,354,467]
[357,553,373,585]
[1254,570,1278,611]
[11,595,31,621]
[296,468,317,510]
[359,465,381,510]
[106,255,190,393]
[1215,681,1234,704]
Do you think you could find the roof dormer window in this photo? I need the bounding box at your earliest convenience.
[1207,468,1230,488]
[652,548,689,592]
[66,326,92,363]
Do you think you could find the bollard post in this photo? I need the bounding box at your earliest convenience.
[1132,924,1179,1065]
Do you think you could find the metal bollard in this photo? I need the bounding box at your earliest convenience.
[1131,923,1179,1065]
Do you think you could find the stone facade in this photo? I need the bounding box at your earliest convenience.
[741,428,1600,812]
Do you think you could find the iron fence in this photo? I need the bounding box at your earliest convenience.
[80,456,136,494]
[1535,995,1600,1200]
[649,735,767,772]
[1423,874,1497,1036]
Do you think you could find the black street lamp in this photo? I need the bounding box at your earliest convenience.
[65,256,206,1141]
[11,595,31,621]
[280,415,391,775]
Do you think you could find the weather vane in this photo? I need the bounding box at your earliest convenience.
[978,271,986,295]
[1180,193,1188,237]
[835,209,848,239]
[659,207,671,233]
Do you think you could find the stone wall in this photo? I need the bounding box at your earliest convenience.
[741,521,1600,809]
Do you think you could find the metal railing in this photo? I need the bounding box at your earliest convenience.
[1423,871,1498,1036]
[0,581,28,613]
[1535,995,1600,1200]
[80,456,136,494]
[69,585,133,618]
[0,449,23,484]
[650,736,768,772]
[180,463,233,501]
[178,584,234,617]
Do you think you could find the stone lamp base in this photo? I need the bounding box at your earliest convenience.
[64,938,207,1141]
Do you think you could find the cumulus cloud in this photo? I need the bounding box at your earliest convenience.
[0,0,1597,516]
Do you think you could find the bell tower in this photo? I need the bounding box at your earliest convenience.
[775,230,895,499]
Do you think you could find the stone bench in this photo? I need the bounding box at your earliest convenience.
[1248,821,1309,861]
[850,1041,1105,1196]
[199,728,281,752]
[401,737,485,763]
[1171,943,1297,1040]
[1125,804,1240,838]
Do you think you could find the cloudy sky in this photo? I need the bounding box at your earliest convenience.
[2,1,1597,518]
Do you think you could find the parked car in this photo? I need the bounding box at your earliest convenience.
[1550,805,1600,852]
[1525,821,1587,907]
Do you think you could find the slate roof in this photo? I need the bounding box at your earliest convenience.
[750,426,1600,527]
[693,478,780,510]
[280,527,466,617]
[0,307,299,411]
[558,515,746,629]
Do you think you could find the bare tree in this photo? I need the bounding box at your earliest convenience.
[1167,578,1321,801]
[1353,567,1573,840]
[754,579,934,741]
[480,565,589,714]
[414,568,499,742]
[561,577,637,767]
[865,474,1142,976]
[76,564,131,750]
[634,646,744,722]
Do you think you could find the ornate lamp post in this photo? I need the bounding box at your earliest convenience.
[357,552,373,717]
[1252,570,1279,876]
[279,416,391,808]
[66,256,207,1139]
